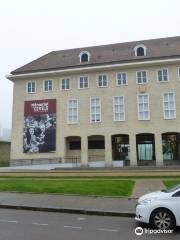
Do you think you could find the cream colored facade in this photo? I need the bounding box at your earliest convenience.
[9,60,180,167]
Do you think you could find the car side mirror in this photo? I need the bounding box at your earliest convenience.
[161,189,166,192]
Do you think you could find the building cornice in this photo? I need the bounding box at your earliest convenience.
[6,57,180,81]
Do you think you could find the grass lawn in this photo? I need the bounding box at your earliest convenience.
[163,180,180,189]
[0,179,134,197]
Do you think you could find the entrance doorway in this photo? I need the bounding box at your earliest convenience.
[112,134,130,161]
[136,134,155,162]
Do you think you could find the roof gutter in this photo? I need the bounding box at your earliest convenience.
[6,57,180,81]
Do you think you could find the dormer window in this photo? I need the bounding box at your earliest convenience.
[79,51,90,63]
[134,44,147,57]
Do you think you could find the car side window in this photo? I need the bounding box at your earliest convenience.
[172,190,180,197]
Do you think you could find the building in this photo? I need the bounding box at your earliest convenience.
[6,36,180,167]
[0,123,11,142]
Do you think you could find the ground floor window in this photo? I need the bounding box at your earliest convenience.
[88,135,105,162]
[69,141,81,150]
[112,135,130,161]
[162,133,180,161]
[65,136,81,163]
[88,140,105,149]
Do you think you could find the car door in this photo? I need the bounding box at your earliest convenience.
[172,190,180,224]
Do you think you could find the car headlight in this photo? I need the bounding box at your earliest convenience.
[139,197,156,205]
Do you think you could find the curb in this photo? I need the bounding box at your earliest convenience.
[0,204,135,218]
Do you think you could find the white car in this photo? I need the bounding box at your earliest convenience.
[135,184,180,229]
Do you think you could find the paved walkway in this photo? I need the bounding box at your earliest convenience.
[131,179,165,198]
[0,192,136,216]
[0,167,180,177]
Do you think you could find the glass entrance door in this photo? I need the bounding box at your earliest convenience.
[136,134,155,161]
[137,142,153,161]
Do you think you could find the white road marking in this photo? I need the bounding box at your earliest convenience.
[64,225,82,229]
[77,217,86,221]
[97,228,118,232]
[32,222,49,226]
[0,220,18,223]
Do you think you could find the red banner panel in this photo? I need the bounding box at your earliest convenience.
[23,99,56,153]
[24,99,56,116]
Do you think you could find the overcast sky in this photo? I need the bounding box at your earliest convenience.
[1,0,180,129]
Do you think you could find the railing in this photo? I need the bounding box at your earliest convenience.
[88,155,105,162]
[137,160,156,166]
[63,156,81,164]
[164,160,180,166]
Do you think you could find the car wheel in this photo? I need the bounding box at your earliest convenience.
[150,208,175,230]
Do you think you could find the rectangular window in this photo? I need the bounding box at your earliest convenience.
[69,141,81,150]
[79,76,89,89]
[67,100,78,124]
[27,81,36,93]
[116,72,127,85]
[163,93,176,119]
[136,71,147,84]
[113,96,125,121]
[44,80,53,92]
[97,75,108,87]
[138,94,150,120]
[61,78,70,90]
[157,69,168,82]
[88,140,105,149]
[90,97,101,122]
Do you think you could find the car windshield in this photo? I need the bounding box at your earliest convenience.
[162,184,180,193]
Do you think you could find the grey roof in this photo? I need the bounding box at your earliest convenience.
[11,36,180,75]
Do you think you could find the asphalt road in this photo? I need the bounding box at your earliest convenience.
[0,209,179,240]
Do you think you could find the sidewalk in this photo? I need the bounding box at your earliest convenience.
[0,192,136,217]
[0,179,166,217]
[0,166,180,177]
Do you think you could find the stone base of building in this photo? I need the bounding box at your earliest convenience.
[10,158,62,167]
[10,159,124,168]
[9,158,180,168]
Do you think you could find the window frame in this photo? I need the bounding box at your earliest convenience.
[43,79,53,92]
[78,76,89,89]
[137,94,150,121]
[116,72,128,86]
[136,70,148,84]
[90,97,101,123]
[97,74,108,88]
[134,44,147,57]
[61,78,71,91]
[113,96,125,122]
[26,80,36,94]
[162,92,176,120]
[79,51,91,63]
[67,99,78,124]
[157,68,169,83]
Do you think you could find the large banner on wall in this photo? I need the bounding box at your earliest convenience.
[23,99,56,153]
